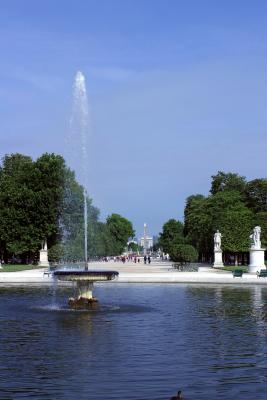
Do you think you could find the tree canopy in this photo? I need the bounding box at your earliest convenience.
[160,171,266,262]
[169,244,198,263]
[245,179,267,213]
[0,153,135,263]
[210,171,247,195]
[183,171,266,260]
[0,153,65,261]
[106,213,135,255]
[159,219,185,254]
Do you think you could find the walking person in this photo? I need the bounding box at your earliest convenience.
[144,255,147,264]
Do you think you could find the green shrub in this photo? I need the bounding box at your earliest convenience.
[48,244,64,262]
[169,244,198,263]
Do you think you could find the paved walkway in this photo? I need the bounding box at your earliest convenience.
[0,262,267,285]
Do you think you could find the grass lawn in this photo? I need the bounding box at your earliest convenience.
[0,264,42,272]
[222,265,248,273]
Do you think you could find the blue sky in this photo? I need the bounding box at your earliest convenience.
[0,0,266,237]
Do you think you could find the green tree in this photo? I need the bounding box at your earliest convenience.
[128,241,139,252]
[0,152,136,262]
[0,154,35,260]
[184,172,266,263]
[184,190,254,261]
[33,153,66,245]
[159,219,184,254]
[169,244,198,263]
[184,195,211,256]
[210,171,246,195]
[106,214,135,255]
[48,243,64,263]
[206,191,253,266]
[0,153,65,262]
[245,178,267,213]
[254,212,267,248]
[61,167,101,260]
[207,191,253,252]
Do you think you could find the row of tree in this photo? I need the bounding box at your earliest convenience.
[0,153,134,263]
[159,172,267,263]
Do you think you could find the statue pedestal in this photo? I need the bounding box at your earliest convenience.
[248,248,266,273]
[39,249,49,267]
[213,250,224,268]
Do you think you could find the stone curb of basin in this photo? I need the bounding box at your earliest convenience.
[1,266,267,285]
[116,272,266,284]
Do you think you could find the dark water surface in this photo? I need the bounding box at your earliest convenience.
[0,284,267,400]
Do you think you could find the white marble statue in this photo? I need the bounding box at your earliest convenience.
[41,240,48,251]
[214,230,222,251]
[248,226,265,273]
[39,239,49,267]
[250,226,261,249]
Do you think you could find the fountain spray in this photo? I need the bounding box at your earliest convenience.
[53,71,119,309]
[71,71,89,269]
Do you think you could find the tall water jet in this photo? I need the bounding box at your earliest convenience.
[69,71,89,268]
[54,71,119,309]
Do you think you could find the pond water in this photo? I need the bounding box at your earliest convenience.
[0,284,267,399]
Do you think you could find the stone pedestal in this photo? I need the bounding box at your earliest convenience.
[248,248,266,273]
[213,250,224,268]
[39,249,49,267]
[77,281,93,299]
[69,281,98,309]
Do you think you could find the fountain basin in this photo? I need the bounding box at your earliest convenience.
[53,269,119,309]
[53,270,119,281]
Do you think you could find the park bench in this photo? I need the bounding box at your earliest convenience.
[172,262,187,271]
[232,269,243,278]
[43,265,56,277]
[171,262,198,272]
[257,269,267,278]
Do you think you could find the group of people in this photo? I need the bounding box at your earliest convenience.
[101,256,135,263]
[99,255,152,264]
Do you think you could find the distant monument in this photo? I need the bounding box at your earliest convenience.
[248,226,266,273]
[213,230,224,268]
[39,240,49,267]
[140,223,153,255]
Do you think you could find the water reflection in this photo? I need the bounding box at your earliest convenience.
[0,285,267,399]
[185,285,267,396]
[56,312,94,334]
[186,285,267,320]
